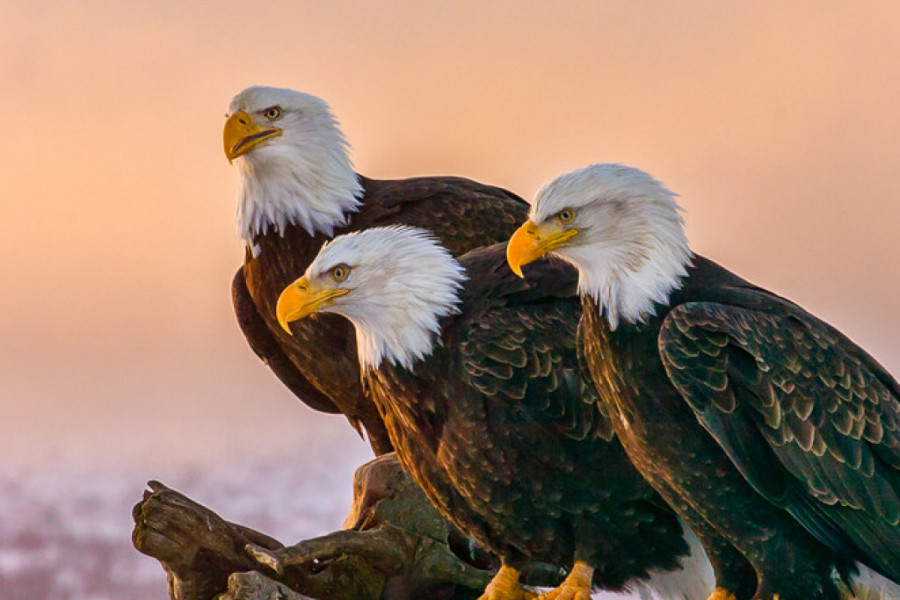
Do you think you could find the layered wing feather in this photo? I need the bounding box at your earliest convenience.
[457,245,615,444]
[361,176,528,256]
[658,297,900,578]
[369,245,686,576]
[232,268,341,414]
[238,176,529,454]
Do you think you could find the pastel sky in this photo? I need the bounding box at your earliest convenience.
[3,0,900,477]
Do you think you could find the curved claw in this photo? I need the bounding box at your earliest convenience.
[535,562,593,600]
[707,587,738,600]
[478,565,538,600]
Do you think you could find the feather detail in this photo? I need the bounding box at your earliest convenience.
[530,164,693,329]
[228,86,363,241]
[303,226,466,371]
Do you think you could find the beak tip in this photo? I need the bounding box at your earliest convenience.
[276,298,293,335]
[278,318,293,336]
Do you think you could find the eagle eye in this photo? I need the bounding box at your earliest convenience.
[263,106,283,121]
[558,208,575,223]
[331,264,351,282]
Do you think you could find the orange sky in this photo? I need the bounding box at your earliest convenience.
[3,1,900,474]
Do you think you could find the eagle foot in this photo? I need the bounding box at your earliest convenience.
[535,561,593,600]
[707,587,738,600]
[478,564,538,600]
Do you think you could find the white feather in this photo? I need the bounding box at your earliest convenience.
[228,86,363,242]
[626,522,714,600]
[304,226,466,371]
[531,164,692,329]
[842,566,900,600]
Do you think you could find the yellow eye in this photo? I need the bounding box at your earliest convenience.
[331,264,350,282]
[264,106,282,121]
[558,208,575,223]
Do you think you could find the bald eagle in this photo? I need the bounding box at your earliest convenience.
[275,226,700,600]
[507,164,900,600]
[224,86,528,453]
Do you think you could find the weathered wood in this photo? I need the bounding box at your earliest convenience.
[215,572,315,600]
[133,454,500,600]
[132,480,285,600]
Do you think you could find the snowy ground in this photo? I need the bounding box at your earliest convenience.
[0,447,369,600]
[0,340,667,600]
[0,447,684,600]
[0,339,708,600]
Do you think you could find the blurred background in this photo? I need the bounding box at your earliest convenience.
[3,1,900,598]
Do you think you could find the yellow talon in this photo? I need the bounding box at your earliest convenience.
[707,587,738,600]
[478,564,537,600]
[535,561,593,600]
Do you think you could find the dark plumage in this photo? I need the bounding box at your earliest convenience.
[225,86,528,453]
[508,163,900,600]
[276,228,695,600]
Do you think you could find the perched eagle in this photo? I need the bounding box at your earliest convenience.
[224,86,528,453]
[507,164,900,600]
[275,226,699,600]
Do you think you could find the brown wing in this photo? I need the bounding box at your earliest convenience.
[659,298,900,579]
[239,175,529,455]
[232,268,341,415]
[455,244,614,443]
[357,176,529,255]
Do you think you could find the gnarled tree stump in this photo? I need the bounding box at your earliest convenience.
[133,453,515,600]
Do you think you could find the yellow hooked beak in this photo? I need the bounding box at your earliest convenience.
[506,220,579,277]
[223,110,283,163]
[276,276,350,335]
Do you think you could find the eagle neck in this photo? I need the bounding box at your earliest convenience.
[236,142,363,244]
[572,241,692,331]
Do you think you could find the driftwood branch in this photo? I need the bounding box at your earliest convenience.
[133,454,502,600]
[132,480,285,600]
[215,571,312,600]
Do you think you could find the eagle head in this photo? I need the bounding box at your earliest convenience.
[224,86,362,242]
[507,163,692,329]
[276,226,466,371]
